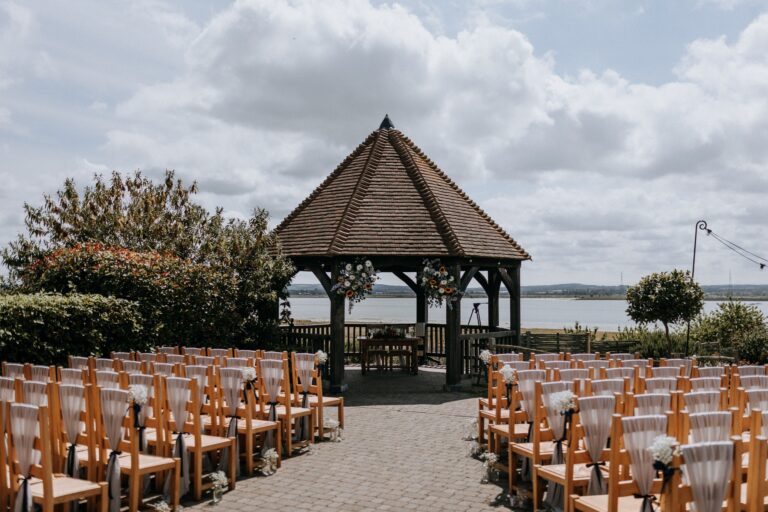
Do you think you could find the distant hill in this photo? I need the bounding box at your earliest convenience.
[288,283,768,299]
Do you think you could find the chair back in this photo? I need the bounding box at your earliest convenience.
[684,391,722,414]
[634,393,671,416]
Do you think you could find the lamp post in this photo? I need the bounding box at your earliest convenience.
[686,220,708,356]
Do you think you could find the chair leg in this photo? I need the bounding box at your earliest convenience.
[100,483,109,512]
[284,420,292,456]
[338,400,344,430]
[276,426,282,468]
[228,440,237,490]
[532,465,540,512]
[194,450,203,501]
[317,405,324,442]
[245,430,254,476]
[172,460,180,510]
[478,416,485,445]
[129,471,140,512]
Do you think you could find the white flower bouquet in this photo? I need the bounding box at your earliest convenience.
[499,364,516,385]
[127,384,148,406]
[479,350,492,365]
[241,367,257,383]
[210,470,228,490]
[324,418,343,442]
[649,435,680,466]
[550,390,576,414]
[331,258,378,312]
[259,448,279,475]
[151,501,171,512]
[420,258,461,307]
[316,349,328,365]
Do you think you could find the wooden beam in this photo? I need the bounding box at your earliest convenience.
[446,262,463,389]
[473,272,491,294]
[393,271,419,293]
[308,266,334,296]
[459,266,480,292]
[499,265,521,343]
[329,264,346,392]
[486,270,502,329]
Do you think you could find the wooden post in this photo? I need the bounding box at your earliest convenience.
[486,270,501,330]
[500,264,522,344]
[329,265,347,393]
[445,287,462,388]
[416,289,428,324]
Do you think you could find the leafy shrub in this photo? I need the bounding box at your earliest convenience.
[735,327,768,364]
[22,243,240,347]
[692,300,766,354]
[0,293,142,365]
[613,324,693,359]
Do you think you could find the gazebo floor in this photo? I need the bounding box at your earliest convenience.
[185,368,515,511]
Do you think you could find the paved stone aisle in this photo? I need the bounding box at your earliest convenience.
[188,368,511,512]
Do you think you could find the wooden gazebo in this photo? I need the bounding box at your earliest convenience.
[275,116,530,391]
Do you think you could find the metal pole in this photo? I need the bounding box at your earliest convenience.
[686,220,708,356]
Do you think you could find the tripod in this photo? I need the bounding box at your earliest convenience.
[469,302,489,385]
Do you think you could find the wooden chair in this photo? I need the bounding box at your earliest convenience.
[208,348,231,362]
[2,362,24,380]
[572,414,669,512]
[487,369,528,481]
[137,353,157,364]
[94,358,116,372]
[164,354,185,365]
[258,358,314,456]
[94,370,120,389]
[18,380,49,407]
[673,438,742,512]
[235,349,260,360]
[127,373,163,455]
[110,352,134,361]
[217,367,281,475]
[536,397,617,512]
[157,346,179,355]
[182,347,204,357]
[159,376,236,501]
[0,376,15,402]
[604,367,637,392]
[291,352,342,441]
[93,386,180,511]
[5,402,108,512]
[26,365,55,382]
[744,434,768,512]
[68,356,89,370]
[59,368,88,385]
[121,360,143,375]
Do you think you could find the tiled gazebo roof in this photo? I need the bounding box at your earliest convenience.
[275,116,530,261]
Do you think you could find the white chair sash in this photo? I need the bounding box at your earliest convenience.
[165,377,191,495]
[59,384,85,477]
[697,366,725,378]
[22,381,47,406]
[691,377,722,391]
[122,361,142,374]
[166,354,185,364]
[237,349,258,359]
[259,359,283,451]
[3,363,24,379]
[96,371,120,388]
[158,347,177,355]
[542,380,572,511]
[591,379,624,397]
[622,359,651,369]
[652,367,680,379]
[635,393,670,416]
[609,353,634,360]
[644,377,677,393]
[183,347,203,356]
[684,391,720,414]
[11,403,39,512]
[738,365,765,377]
[681,441,733,512]
[583,360,610,370]
[605,367,635,391]
[689,412,731,443]
[100,388,128,512]
[534,353,560,363]
[496,353,523,363]
[209,348,228,358]
[195,356,215,367]
[60,368,84,385]
[507,361,532,371]
[544,361,571,371]
[224,357,248,368]
[294,353,315,443]
[569,353,596,361]
[746,388,768,412]
[621,414,667,512]
[665,358,692,377]
[29,366,50,382]
[579,395,614,495]
[153,363,174,376]
[739,375,768,390]
[69,356,88,369]
[0,376,14,402]
[517,370,546,417]
[558,369,588,383]
[95,358,114,371]
[138,353,157,363]
[262,351,284,361]
[218,367,242,478]
[112,352,132,360]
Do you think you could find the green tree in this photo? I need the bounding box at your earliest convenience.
[2,170,295,344]
[692,299,766,354]
[626,269,704,349]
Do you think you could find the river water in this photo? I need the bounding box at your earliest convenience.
[286,297,768,332]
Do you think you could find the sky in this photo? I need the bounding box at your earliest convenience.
[2,0,768,287]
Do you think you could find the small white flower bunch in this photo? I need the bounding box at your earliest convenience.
[482,451,498,469]
[210,470,228,490]
[499,364,516,385]
[127,384,148,406]
[331,258,378,312]
[468,440,482,457]
[316,349,328,365]
[649,436,680,466]
[324,418,343,442]
[241,367,257,383]
[462,418,478,441]
[479,350,492,365]
[551,390,576,414]
[260,448,279,475]
[151,501,171,512]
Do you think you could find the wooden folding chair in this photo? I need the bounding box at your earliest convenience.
[292,353,344,441]
[6,402,108,512]
[159,376,236,501]
[93,386,180,511]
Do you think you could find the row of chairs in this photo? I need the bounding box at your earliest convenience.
[1,348,344,512]
[477,352,768,512]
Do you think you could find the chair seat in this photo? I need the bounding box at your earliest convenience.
[235,417,280,433]
[512,440,557,459]
[537,462,597,484]
[490,422,530,439]
[175,433,232,451]
[480,408,510,422]
[575,494,655,512]
[276,405,312,418]
[29,475,102,503]
[307,395,342,407]
[114,451,177,473]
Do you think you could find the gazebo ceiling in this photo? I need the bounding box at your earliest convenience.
[275,116,530,262]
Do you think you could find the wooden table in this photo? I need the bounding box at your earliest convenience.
[359,337,419,375]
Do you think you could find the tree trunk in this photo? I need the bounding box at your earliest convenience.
[663,321,672,352]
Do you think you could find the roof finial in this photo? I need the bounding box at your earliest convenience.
[379,114,394,130]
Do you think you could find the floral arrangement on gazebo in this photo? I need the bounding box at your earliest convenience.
[420,258,460,308]
[331,258,378,312]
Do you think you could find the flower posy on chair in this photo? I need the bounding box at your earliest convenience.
[331,258,378,312]
[420,259,461,308]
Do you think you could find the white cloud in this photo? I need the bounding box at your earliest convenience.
[3,0,768,286]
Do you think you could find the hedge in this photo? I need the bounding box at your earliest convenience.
[0,293,143,365]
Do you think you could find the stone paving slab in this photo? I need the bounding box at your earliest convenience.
[186,368,510,512]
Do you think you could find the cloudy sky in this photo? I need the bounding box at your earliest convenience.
[2,0,768,286]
